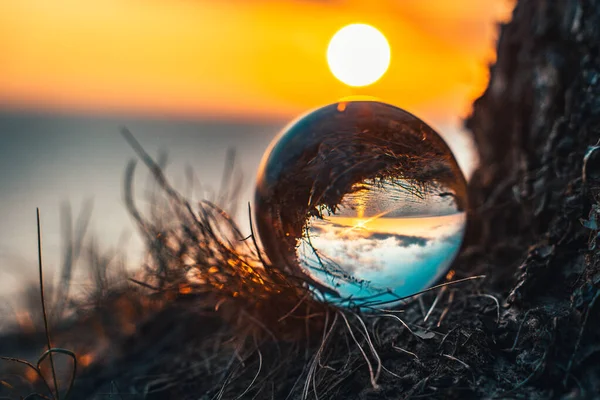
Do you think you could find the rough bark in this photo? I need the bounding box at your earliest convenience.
[464,0,600,396]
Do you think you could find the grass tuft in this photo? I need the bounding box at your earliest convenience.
[1,132,495,399]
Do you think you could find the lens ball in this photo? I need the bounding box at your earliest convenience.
[254,100,467,308]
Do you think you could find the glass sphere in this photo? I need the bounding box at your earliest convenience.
[254,100,467,308]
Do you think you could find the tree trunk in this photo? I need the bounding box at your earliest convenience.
[464,0,600,396]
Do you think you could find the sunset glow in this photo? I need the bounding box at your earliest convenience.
[0,0,513,121]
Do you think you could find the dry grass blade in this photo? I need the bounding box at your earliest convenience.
[53,200,93,321]
[442,354,471,370]
[424,287,447,322]
[472,293,501,324]
[234,345,263,399]
[349,311,381,384]
[0,213,80,400]
[36,349,76,400]
[0,357,53,398]
[378,314,418,339]
[2,131,517,400]
[358,275,486,308]
[247,202,269,271]
[437,289,455,328]
[339,312,379,390]
[36,209,59,400]
[23,393,52,400]
[391,345,419,360]
[302,311,338,400]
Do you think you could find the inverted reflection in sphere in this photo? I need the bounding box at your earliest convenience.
[254,101,467,308]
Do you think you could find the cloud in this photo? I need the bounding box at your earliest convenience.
[297,213,467,303]
[310,221,429,247]
[369,232,428,246]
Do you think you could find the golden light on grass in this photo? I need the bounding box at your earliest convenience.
[24,368,38,383]
[79,353,94,368]
[327,24,391,87]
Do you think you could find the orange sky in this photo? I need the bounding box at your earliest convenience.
[0,0,513,122]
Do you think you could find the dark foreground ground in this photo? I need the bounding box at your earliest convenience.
[2,0,600,399]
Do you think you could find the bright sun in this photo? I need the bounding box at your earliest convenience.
[327,24,391,87]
